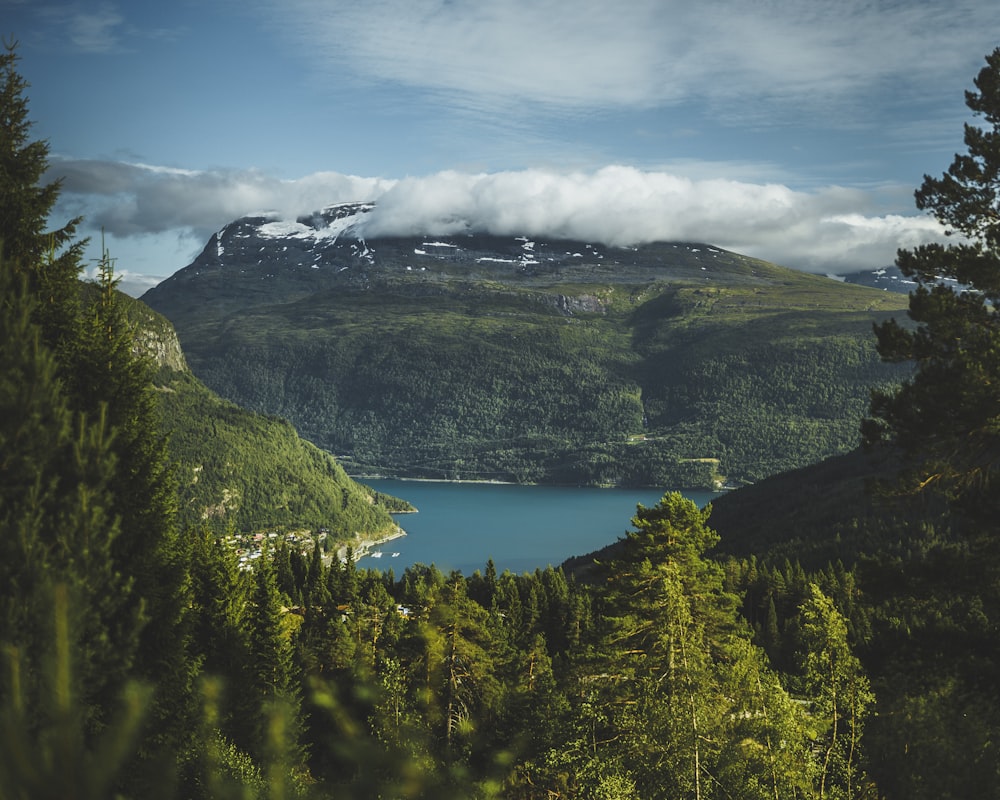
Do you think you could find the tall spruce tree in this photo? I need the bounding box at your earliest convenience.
[245,553,302,764]
[798,585,874,800]
[0,42,84,355]
[0,255,130,726]
[0,40,195,773]
[74,252,196,743]
[559,493,823,800]
[863,47,1000,509]
[858,50,1000,800]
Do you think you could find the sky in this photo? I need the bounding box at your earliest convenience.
[5,0,1000,295]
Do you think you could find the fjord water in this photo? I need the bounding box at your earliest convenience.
[361,479,720,574]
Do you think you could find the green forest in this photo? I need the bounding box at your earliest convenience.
[153,362,410,536]
[3,42,1000,800]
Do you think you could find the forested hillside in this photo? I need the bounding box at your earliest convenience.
[104,286,409,537]
[144,222,910,488]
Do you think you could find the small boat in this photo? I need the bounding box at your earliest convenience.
[391,552,401,558]
[370,551,383,558]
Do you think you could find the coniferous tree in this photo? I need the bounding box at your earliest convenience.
[555,494,832,800]
[0,42,84,354]
[76,251,196,751]
[0,255,129,727]
[798,585,874,800]
[187,528,250,712]
[864,47,1000,510]
[245,554,302,763]
[0,45,200,789]
[859,49,1000,800]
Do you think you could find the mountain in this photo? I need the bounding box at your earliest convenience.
[834,265,914,293]
[835,264,967,295]
[143,202,912,488]
[117,288,409,537]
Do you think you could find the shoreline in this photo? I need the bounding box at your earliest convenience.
[335,526,407,564]
[356,473,731,493]
[355,474,517,486]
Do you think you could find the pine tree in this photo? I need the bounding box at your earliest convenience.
[864,47,1000,509]
[187,527,250,705]
[566,493,830,800]
[1,44,199,780]
[74,252,196,751]
[245,554,302,763]
[0,254,135,730]
[798,584,874,800]
[414,573,500,764]
[859,50,1000,799]
[0,41,84,355]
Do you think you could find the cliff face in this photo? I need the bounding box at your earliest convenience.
[134,315,187,372]
[80,280,187,371]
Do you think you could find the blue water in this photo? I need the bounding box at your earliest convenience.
[359,480,721,575]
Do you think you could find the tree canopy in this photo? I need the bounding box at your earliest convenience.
[864,47,1000,509]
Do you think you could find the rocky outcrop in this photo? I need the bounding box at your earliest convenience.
[124,298,188,372]
[552,293,607,315]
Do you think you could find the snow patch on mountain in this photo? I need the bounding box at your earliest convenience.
[255,202,375,243]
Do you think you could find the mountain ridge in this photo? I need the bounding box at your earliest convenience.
[147,202,823,314]
[143,204,911,488]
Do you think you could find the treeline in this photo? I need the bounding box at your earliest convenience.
[180,493,877,799]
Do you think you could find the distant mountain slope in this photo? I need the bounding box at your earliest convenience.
[120,290,408,536]
[143,203,911,487]
[705,447,908,568]
[836,265,915,293]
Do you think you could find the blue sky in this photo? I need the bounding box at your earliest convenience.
[5,0,1000,294]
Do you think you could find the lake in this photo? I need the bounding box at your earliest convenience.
[359,479,721,575]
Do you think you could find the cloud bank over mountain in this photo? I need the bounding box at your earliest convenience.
[355,168,943,271]
[51,159,943,277]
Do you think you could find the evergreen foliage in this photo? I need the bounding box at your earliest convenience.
[76,251,197,748]
[710,49,1000,799]
[0,253,130,731]
[856,48,1000,797]
[864,47,1000,508]
[0,41,84,354]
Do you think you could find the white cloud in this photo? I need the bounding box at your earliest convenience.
[356,167,945,271]
[259,0,1000,122]
[49,159,395,236]
[28,2,128,54]
[51,159,946,276]
[68,3,125,53]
